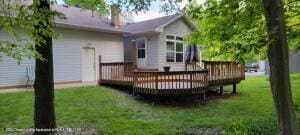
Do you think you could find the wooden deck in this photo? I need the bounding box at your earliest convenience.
[99,59,245,96]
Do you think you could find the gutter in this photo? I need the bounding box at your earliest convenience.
[56,21,131,35]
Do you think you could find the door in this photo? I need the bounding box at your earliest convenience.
[137,38,147,67]
[82,47,96,82]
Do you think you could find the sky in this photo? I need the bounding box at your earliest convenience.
[56,0,205,22]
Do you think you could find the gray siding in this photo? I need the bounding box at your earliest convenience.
[159,18,195,71]
[290,52,300,73]
[0,28,124,87]
[265,51,300,74]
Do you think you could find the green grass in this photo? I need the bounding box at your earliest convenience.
[0,74,299,134]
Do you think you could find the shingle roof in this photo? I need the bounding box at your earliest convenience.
[52,5,125,33]
[52,4,185,34]
[121,14,182,34]
[21,0,194,34]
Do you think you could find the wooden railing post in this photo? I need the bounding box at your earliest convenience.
[99,55,102,84]
[155,72,158,90]
[190,72,193,90]
[133,72,137,96]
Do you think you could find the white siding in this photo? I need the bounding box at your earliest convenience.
[53,28,124,83]
[158,18,195,71]
[0,53,34,87]
[145,35,159,69]
[0,28,124,87]
[0,30,35,87]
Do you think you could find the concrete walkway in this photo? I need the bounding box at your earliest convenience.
[0,82,97,94]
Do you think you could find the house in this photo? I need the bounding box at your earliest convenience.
[0,4,200,89]
[265,51,300,74]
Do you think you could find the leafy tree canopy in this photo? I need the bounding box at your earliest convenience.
[64,0,108,15]
[63,0,185,15]
[184,0,300,63]
[0,0,64,63]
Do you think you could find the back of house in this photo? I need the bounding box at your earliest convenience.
[0,3,199,89]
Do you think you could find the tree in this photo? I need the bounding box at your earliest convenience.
[30,0,67,134]
[184,0,299,63]
[1,0,63,134]
[262,0,298,134]
[0,0,40,63]
[33,0,56,134]
[64,0,107,16]
[185,0,299,134]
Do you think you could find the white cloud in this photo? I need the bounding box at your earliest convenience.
[133,11,165,22]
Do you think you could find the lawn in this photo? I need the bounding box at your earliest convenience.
[0,74,299,134]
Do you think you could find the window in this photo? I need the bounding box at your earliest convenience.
[166,35,184,62]
[137,39,146,58]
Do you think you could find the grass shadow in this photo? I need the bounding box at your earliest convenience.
[100,84,239,107]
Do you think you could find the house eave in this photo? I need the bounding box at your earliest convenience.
[56,22,130,34]
[123,30,161,37]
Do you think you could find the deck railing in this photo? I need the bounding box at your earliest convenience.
[203,61,245,86]
[185,62,203,71]
[133,70,208,95]
[98,59,245,95]
[99,61,135,85]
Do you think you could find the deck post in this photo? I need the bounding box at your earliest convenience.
[202,92,206,102]
[220,86,223,96]
[99,55,102,85]
[190,72,193,90]
[233,84,237,93]
[155,72,158,90]
[133,72,136,96]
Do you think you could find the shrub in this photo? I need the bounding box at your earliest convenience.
[224,117,278,135]
[295,104,300,112]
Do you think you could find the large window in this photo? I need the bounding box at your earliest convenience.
[166,35,184,62]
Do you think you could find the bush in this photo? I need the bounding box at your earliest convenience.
[224,117,278,135]
[295,104,300,113]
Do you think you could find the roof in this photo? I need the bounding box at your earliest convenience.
[52,5,127,34]
[21,1,198,34]
[122,13,198,35]
[122,14,180,34]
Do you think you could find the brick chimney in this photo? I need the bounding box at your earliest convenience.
[111,4,120,29]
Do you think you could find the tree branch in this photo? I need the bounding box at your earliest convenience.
[284,0,300,8]
[287,23,300,27]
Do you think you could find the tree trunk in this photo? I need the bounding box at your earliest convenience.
[262,0,298,134]
[34,0,56,134]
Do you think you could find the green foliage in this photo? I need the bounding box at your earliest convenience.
[64,0,108,15]
[0,0,65,63]
[224,117,278,135]
[184,0,300,63]
[63,0,185,15]
[224,103,300,135]
[285,0,300,51]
